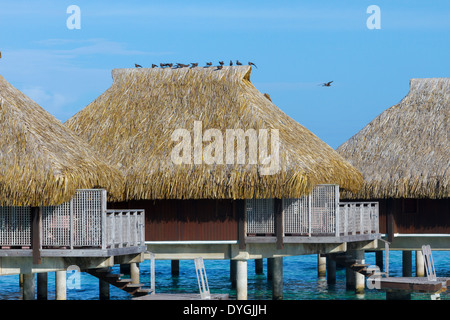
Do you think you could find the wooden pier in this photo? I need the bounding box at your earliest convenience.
[378,276,449,292]
[132,293,229,300]
[376,276,449,300]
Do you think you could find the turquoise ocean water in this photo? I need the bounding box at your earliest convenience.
[0,251,449,300]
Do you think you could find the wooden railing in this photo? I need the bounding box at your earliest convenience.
[105,210,145,249]
[338,202,379,236]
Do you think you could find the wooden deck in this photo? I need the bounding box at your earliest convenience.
[377,277,450,293]
[132,293,230,300]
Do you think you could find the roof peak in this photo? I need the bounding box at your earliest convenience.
[111,65,253,84]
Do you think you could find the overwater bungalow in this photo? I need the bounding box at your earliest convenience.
[337,78,450,276]
[0,75,148,299]
[66,66,381,299]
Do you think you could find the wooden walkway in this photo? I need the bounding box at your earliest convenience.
[132,293,230,300]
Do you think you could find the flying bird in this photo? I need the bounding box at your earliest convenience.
[135,64,142,68]
[321,81,333,87]
[248,61,257,68]
[236,60,242,65]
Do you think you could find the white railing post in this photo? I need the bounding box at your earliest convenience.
[375,203,379,233]
[335,185,340,237]
[343,204,347,236]
[70,198,74,250]
[308,194,312,236]
[101,190,107,250]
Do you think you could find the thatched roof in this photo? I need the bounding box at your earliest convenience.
[337,78,449,200]
[0,75,124,206]
[65,66,362,201]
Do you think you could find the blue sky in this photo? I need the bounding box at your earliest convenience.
[0,0,449,149]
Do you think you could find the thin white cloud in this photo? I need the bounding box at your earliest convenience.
[34,38,173,56]
[22,86,69,111]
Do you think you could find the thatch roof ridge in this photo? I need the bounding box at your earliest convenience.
[0,75,124,206]
[66,66,363,200]
[337,77,449,199]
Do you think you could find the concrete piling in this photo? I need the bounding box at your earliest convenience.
[255,259,264,275]
[272,257,283,300]
[317,254,327,278]
[171,260,180,277]
[99,279,110,300]
[416,250,425,277]
[55,270,67,300]
[230,259,237,288]
[346,250,365,294]
[375,251,383,270]
[267,258,273,280]
[402,251,412,277]
[130,262,140,285]
[37,272,48,300]
[354,250,365,294]
[326,255,336,285]
[236,260,247,300]
[22,273,35,300]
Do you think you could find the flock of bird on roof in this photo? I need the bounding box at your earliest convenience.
[0,50,332,87]
[134,60,257,70]
[133,60,333,87]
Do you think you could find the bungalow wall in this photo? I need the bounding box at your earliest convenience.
[109,199,238,241]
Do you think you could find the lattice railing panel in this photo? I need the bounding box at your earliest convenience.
[246,198,275,234]
[310,185,338,235]
[283,197,309,235]
[72,189,104,247]
[42,202,71,247]
[247,185,340,237]
[0,207,31,246]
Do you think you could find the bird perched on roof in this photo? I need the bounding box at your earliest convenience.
[248,61,257,68]
[190,63,198,68]
[230,60,233,66]
[175,63,189,68]
[206,62,212,67]
[219,61,224,66]
[236,60,242,65]
[321,81,333,87]
[135,64,143,68]
[216,65,223,70]
[152,64,158,68]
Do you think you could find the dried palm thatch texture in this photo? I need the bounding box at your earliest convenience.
[66,66,362,201]
[0,75,124,206]
[337,78,449,200]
